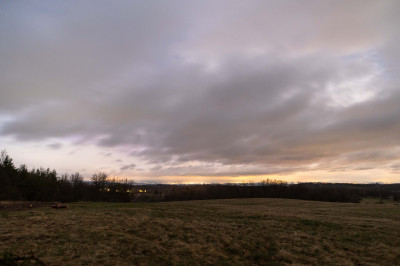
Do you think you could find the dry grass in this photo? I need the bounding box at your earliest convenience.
[1,198,400,265]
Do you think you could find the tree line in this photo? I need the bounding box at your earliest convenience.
[1,150,400,203]
[160,182,400,203]
[0,150,135,202]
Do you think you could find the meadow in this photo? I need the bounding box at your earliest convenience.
[1,198,400,265]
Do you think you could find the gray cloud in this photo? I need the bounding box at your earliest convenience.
[120,163,136,171]
[0,0,400,179]
[47,143,62,150]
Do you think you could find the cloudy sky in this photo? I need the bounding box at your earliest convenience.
[1,0,400,183]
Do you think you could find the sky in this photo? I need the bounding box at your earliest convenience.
[1,0,400,183]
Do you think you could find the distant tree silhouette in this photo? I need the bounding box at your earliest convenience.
[1,149,400,203]
[0,150,18,199]
[70,172,87,201]
[91,172,108,201]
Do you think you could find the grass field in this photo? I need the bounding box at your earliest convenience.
[1,198,400,265]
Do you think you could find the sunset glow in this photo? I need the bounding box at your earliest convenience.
[1,1,400,183]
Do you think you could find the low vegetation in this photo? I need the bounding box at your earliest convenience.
[1,198,400,265]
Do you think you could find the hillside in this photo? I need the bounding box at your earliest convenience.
[1,198,400,265]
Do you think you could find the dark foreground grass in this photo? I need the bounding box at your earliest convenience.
[1,198,400,265]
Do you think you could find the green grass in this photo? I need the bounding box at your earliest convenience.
[1,198,400,265]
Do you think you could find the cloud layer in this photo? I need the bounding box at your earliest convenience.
[1,0,400,181]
